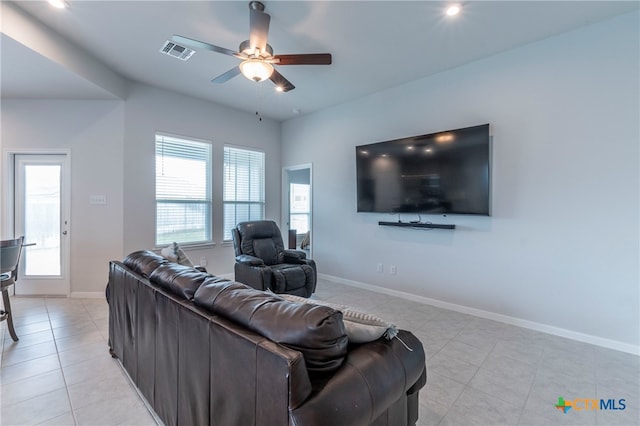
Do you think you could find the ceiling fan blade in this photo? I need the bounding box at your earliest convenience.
[172,35,237,57]
[273,53,332,66]
[211,67,242,83]
[269,69,295,92]
[249,2,270,53]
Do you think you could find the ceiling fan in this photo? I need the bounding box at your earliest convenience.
[172,1,332,92]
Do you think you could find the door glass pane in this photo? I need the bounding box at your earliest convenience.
[290,183,310,234]
[24,165,61,276]
[290,214,310,234]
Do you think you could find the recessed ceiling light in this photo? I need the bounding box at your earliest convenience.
[446,4,461,16]
[48,0,68,9]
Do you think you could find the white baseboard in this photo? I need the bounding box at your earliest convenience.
[319,273,640,356]
[69,292,104,299]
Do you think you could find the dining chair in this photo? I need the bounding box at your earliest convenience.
[1,236,25,341]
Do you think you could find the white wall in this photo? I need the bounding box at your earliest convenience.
[1,83,281,292]
[123,83,281,275]
[282,12,639,350]
[1,99,125,294]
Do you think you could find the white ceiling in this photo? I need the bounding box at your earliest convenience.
[2,1,638,121]
[1,33,119,99]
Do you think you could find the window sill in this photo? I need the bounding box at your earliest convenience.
[154,242,216,251]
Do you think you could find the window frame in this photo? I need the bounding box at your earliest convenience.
[222,145,266,242]
[155,132,213,247]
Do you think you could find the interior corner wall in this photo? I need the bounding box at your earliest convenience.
[1,99,125,294]
[281,12,640,348]
[1,84,281,292]
[122,83,281,275]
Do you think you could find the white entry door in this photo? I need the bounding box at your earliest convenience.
[14,154,70,296]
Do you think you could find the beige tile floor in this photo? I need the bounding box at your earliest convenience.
[1,278,638,425]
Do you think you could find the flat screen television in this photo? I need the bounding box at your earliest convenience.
[356,124,491,215]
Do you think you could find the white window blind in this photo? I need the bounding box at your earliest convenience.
[223,146,265,240]
[156,134,212,246]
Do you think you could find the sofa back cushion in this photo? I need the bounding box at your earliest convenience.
[149,263,225,300]
[236,220,285,266]
[193,280,347,377]
[123,250,168,278]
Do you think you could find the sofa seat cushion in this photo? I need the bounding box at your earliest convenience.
[123,250,168,278]
[149,263,223,300]
[193,281,348,378]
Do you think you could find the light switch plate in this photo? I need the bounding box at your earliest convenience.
[90,195,107,205]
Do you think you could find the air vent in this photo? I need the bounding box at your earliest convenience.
[159,40,195,61]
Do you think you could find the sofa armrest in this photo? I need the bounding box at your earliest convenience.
[236,254,265,267]
[283,250,307,264]
[290,330,426,426]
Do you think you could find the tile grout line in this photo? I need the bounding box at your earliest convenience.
[593,349,602,426]
[436,326,533,425]
[429,322,461,425]
[45,297,81,426]
[4,286,637,426]
[80,298,161,425]
[514,354,541,425]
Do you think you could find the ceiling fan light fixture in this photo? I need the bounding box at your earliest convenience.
[446,4,462,16]
[240,59,274,82]
[48,0,68,9]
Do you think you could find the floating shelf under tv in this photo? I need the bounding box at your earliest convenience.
[378,221,455,230]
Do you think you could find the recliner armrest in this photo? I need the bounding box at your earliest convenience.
[236,254,265,267]
[283,250,307,264]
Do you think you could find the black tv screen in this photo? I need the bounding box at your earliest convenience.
[356,124,490,215]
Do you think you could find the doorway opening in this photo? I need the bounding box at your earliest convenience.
[4,153,70,296]
[283,164,312,258]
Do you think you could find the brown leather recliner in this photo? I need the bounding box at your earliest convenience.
[232,220,316,297]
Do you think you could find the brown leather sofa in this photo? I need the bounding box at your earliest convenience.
[108,250,426,426]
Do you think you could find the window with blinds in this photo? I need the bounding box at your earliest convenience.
[223,146,265,241]
[156,134,212,246]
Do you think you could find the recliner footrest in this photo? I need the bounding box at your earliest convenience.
[271,265,314,293]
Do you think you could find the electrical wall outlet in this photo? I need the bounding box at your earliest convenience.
[199,257,207,267]
[377,263,383,273]
[390,265,397,275]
